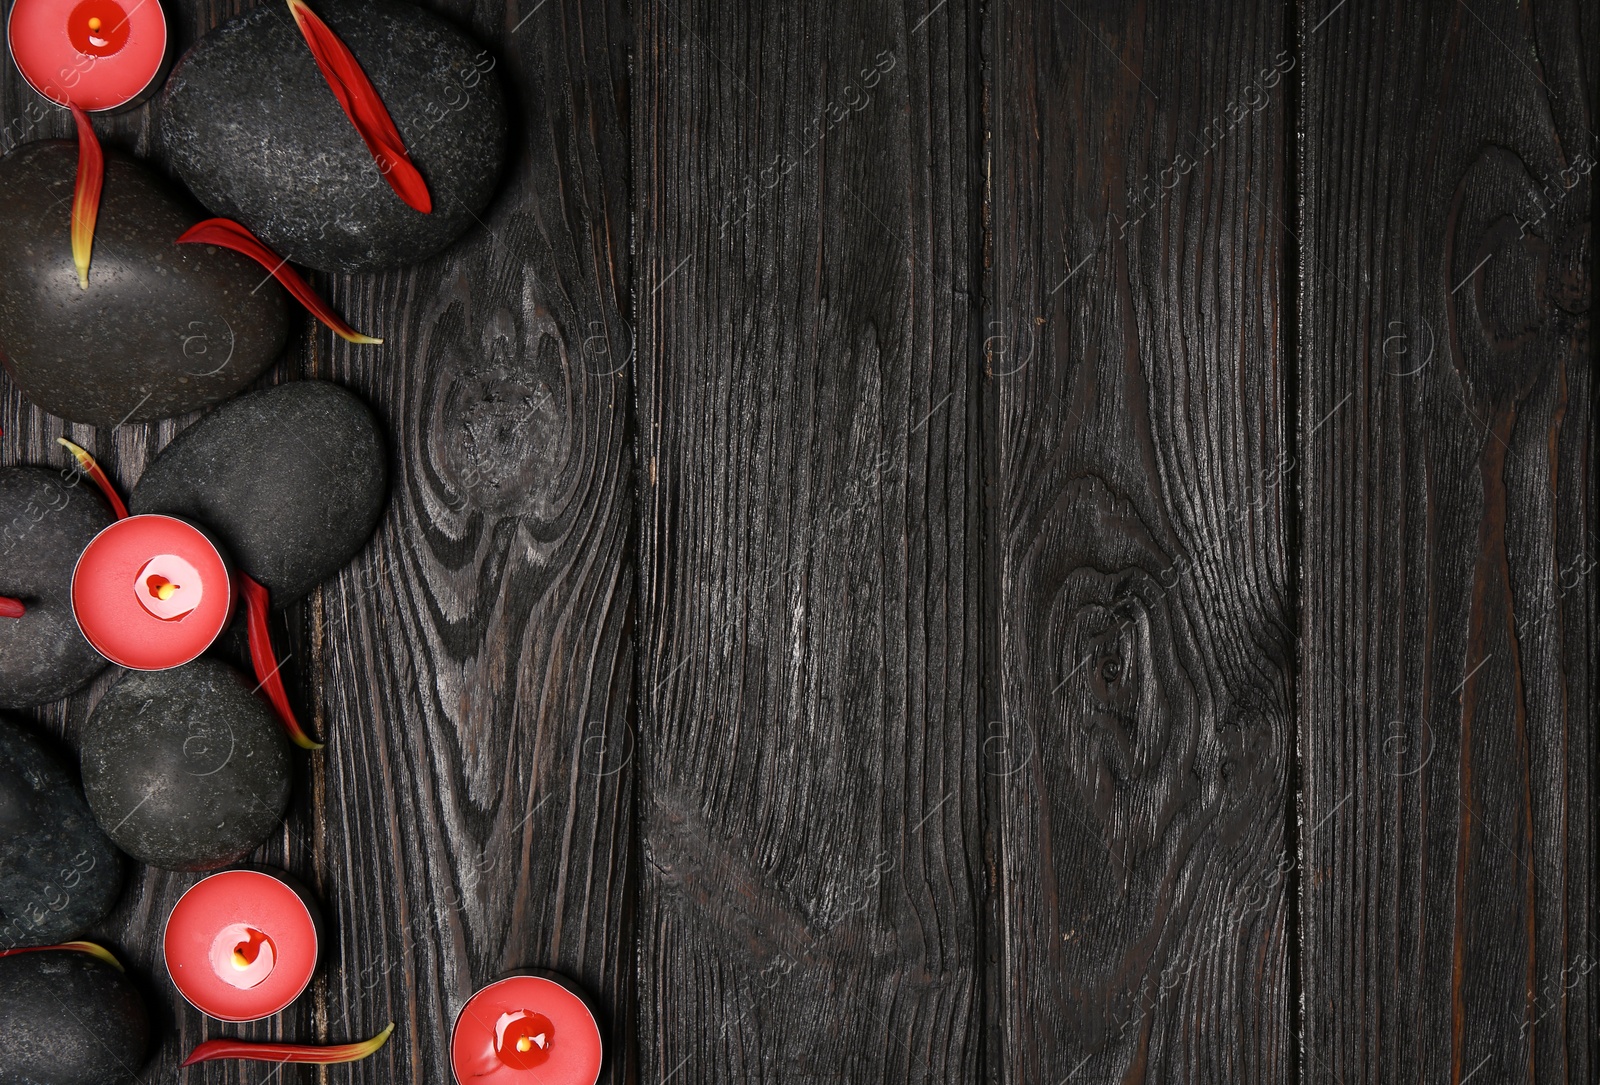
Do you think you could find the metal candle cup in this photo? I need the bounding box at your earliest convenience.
[6,0,170,112]
[164,869,321,1022]
[71,514,234,670]
[450,973,603,1085]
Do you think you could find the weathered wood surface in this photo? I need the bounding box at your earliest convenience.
[1298,0,1595,1081]
[301,0,637,1081]
[987,0,1294,1081]
[2,4,321,1084]
[2,0,636,1082]
[632,0,983,1080]
[3,0,1594,1082]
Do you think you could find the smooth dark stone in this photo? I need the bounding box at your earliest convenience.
[0,949,149,1085]
[160,0,508,273]
[0,468,113,707]
[0,141,291,426]
[79,660,291,872]
[0,717,124,949]
[130,381,388,604]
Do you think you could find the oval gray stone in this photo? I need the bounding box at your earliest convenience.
[0,141,291,426]
[160,0,508,273]
[0,717,124,949]
[130,381,388,604]
[0,949,149,1085]
[0,467,113,708]
[80,660,291,872]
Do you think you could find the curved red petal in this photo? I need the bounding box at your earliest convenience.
[182,1024,395,1066]
[175,219,382,345]
[0,596,23,619]
[69,105,104,290]
[241,574,324,750]
[57,438,128,519]
[0,942,123,969]
[285,0,431,213]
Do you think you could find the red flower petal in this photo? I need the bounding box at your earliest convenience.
[57,438,128,519]
[175,219,382,345]
[0,597,22,619]
[182,1023,394,1066]
[241,574,324,750]
[0,942,123,970]
[285,0,431,214]
[69,105,103,291]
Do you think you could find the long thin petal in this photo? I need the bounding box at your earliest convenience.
[182,1023,394,1066]
[0,942,124,970]
[241,574,324,750]
[175,219,383,345]
[69,105,104,291]
[285,0,431,213]
[0,597,23,619]
[57,438,128,519]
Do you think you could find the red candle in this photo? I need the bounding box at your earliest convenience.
[71,514,233,670]
[6,0,169,112]
[164,869,320,1023]
[451,973,603,1085]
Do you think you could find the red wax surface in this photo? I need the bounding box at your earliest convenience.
[452,975,603,1085]
[165,870,319,1023]
[72,515,233,670]
[7,0,168,111]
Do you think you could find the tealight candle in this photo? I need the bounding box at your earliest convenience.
[6,0,169,112]
[164,869,320,1022]
[71,514,233,670]
[451,973,603,1085]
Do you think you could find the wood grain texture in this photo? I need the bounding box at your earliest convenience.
[987,0,1293,1080]
[305,0,637,1081]
[2,0,637,1082]
[1,4,323,1084]
[633,0,983,1080]
[1298,0,1595,1080]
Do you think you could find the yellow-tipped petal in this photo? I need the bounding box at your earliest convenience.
[61,941,125,970]
[69,106,103,292]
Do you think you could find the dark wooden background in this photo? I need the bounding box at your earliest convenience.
[1,0,1592,1082]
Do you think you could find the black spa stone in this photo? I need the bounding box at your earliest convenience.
[79,661,291,872]
[160,0,508,273]
[0,949,149,1085]
[0,141,291,426]
[130,381,387,604]
[0,717,124,949]
[0,467,113,708]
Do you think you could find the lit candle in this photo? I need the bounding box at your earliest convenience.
[451,973,603,1085]
[71,514,233,670]
[6,0,169,112]
[164,869,320,1023]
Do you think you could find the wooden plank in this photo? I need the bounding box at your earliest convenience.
[307,0,637,1081]
[1298,0,1595,1080]
[987,0,1293,1079]
[1,4,323,1084]
[633,0,983,1079]
[4,2,638,1083]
